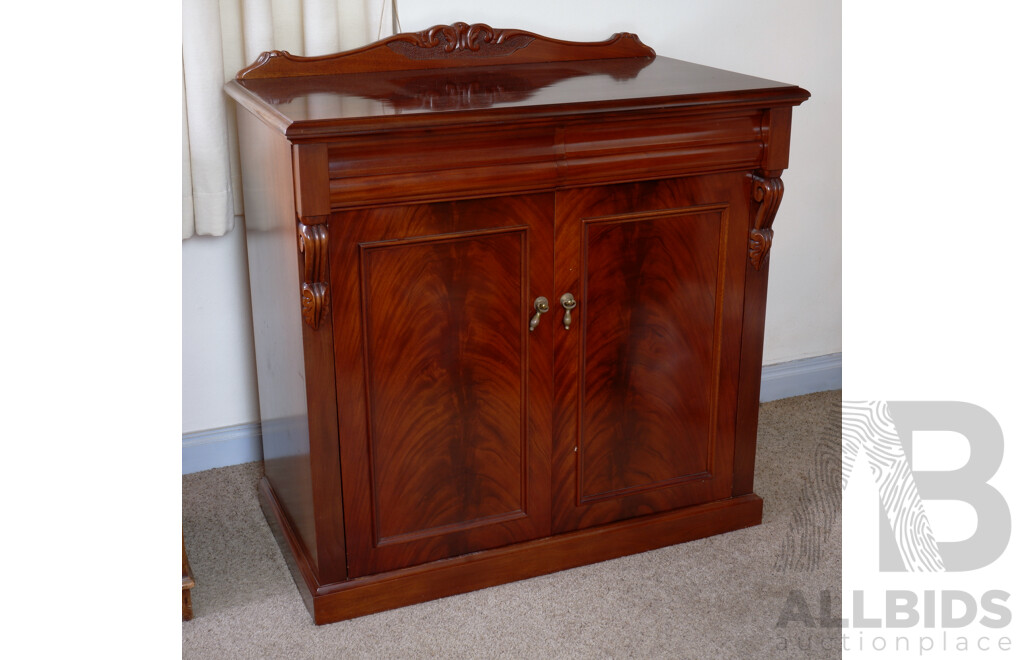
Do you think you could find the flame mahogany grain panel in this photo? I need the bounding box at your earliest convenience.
[580,211,722,496]
[330,195,554,577]
[361,230,528,543]
[227,23,809,624]
[552,174,748,533]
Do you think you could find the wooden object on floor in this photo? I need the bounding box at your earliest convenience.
[182,535,195,621]
[225,22,809,625]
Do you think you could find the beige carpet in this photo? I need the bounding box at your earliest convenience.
[183,390,840,659]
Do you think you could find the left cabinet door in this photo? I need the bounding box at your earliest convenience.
[330,194,554,577]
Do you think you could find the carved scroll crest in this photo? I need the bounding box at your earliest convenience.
[749,175,784,270]
[298,222,329,329]
[387,22,534,60]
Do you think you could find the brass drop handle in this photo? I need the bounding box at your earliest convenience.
[529,296,550,332]
[559,293,577,330]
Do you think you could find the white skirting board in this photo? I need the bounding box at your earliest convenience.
[182,352,841,475]
[182,422,263,475]
[758,352,841,403]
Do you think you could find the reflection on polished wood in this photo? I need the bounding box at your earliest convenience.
[227,22,809,624]
[235,59,653,110]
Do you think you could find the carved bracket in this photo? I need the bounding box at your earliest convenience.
[749,175,784,270]
[298,222,329,329]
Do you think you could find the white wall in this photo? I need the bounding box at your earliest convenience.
[181,0,840,436]
[182,225,259,434]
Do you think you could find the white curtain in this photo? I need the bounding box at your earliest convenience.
[182,0,398,239]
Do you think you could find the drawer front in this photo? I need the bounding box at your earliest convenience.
[322,111,764,210]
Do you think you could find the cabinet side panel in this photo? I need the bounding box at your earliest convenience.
[236,109,319,566]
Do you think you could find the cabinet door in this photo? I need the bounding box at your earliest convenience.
[552,174,750,533]
[331,194,553,577]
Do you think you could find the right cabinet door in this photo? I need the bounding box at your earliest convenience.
[552,173,753,533]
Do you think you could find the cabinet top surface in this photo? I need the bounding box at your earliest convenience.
[224,24,808,138]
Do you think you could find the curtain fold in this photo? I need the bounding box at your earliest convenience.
[182,0,394,239]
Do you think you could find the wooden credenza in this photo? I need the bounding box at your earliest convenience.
[225,23,809,625]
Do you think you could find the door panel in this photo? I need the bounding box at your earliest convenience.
[579,209,722,501]
[331,194,553,576]
[553,175,750,532]
[362,230,528,544]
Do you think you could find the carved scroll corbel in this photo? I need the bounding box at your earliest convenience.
[749,174,784,270]
[298,221,329,329]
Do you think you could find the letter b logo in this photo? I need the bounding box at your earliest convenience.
[843,401,1011,572]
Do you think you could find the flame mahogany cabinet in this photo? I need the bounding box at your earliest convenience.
[225,23,809,624]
